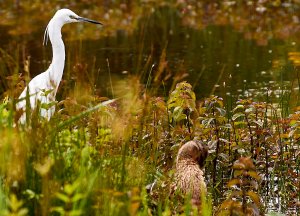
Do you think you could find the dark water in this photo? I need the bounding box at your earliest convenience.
[0,7,297,102]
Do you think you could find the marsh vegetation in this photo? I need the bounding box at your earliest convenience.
[1,1,300,215]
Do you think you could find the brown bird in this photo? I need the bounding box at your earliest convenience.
[171,140,209,208]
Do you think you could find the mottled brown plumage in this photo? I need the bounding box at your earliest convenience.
[171,140,209,207]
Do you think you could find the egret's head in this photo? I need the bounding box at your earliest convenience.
[44,9,102,45]
[54,8,103,25]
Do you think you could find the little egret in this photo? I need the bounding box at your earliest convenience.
[16,8,102,124]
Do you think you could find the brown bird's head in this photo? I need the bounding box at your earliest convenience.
[176,140,208,168]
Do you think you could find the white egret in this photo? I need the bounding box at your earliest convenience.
[16,8,102,124]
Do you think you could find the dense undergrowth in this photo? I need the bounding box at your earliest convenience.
[0,78,300,215]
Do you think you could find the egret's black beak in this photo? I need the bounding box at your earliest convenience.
[77,17,103,25]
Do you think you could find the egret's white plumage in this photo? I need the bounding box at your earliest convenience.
[16,9,102,124]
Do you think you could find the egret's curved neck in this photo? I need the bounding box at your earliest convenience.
[47,18,65,90]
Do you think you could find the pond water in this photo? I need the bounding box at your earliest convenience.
[0,6,298,104]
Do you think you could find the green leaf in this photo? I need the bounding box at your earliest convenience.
[232,104,244,112]
[245,107,254,113]
[8,194,24,212]
[23,189,38,200]
[216,107,226,116]
[71,194,85,203]
[206,118,215,126]
[40,101,56,110]
[17,208,29,216]
[65,183,77,195]
[234,121,247,127]
[221,123,232,129]
[172,107,186,122]
[41,88,54,96]
[56,192,70,203]
[232,113,245,121]
[70,210,84,216]
[51,207,65,214]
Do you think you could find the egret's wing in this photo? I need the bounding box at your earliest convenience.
[17,72,48,109]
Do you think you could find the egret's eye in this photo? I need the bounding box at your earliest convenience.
[69,15,77,20]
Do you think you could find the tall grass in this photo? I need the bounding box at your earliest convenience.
[1,67,300,215]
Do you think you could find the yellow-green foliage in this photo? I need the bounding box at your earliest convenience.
[0,79,300,215]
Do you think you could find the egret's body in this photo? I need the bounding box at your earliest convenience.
[16,9,102,124]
